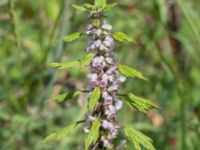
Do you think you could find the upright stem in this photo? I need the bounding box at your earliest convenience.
[167,2,186,149]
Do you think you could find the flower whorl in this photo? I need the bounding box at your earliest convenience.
[84,10,126,149]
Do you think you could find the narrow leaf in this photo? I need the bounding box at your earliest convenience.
[117,64,147,80]
[72,4,87,11]
[81,53,95,66]
[95,0,107,9]
[49,53,94,70]
[124,126,156,150]
[113,32,133,43]
[48,91,80,103]
[48,93,67,102]
[51,61,80,69]
[63,32,81,43]
[127,93,158,113]
[59,61,80,69]
[89,87,101,112]
[44,124,75,142]
[84,3,94,9]
[85,118,101,150]
[49,62,61,68]
[104,3,118,11]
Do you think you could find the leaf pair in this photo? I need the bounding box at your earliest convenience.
[124,126,156,150]
[125,93,158,113]
[72,1,117,12]
[50,53,94,70]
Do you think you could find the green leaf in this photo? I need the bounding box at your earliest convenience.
[113,32,133,43]
[44,124,75,142]
[95,0,107,9]
[80,53,95,66]
[50,61,80,69]
[48,90,80,103]
[63,32,81,43]
[72,4,87,11]
[85,118,101,150]
[84,3,94,9]
[104,3,118,11]
[89,87,101,112]
[92,20,101,28]
[49,62,61,68]
[124,126,156,150]
[127,93,158,113]
[50,53,94,70]
[117,64,147,80]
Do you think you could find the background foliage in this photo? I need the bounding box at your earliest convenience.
[0,0,200,149]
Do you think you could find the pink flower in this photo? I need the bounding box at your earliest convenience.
[92,56,104,67]
[107,131,117,140]
[94,29,102,36]
[115,100,123,110]
[102,139,110,148]
[104,96,113,105]
[108,84,119,92]
[99,44,109,51]
[102,91,109,99]
[102,120,114,131]
[103,36,114,47]
[108,75,114,82]
[87,73,99,86]
[118,76,126,83]
[87,115,96,122]
[105,57,114,64]
[102,22,112,31]
[105,105,116,117]
[106,66,117,75]
[83,127,90,133]
[102,120,109,129]
[99,80,108,88]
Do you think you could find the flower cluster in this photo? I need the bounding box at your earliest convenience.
[84,11,126,149]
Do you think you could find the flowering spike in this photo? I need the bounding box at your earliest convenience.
[46,1,157,150]
[84,3,126,149]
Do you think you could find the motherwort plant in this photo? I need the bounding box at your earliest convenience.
[45,0,157,150]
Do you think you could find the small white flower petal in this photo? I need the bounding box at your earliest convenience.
[115,100,123,110]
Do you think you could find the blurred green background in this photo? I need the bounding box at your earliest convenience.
[0,0,200,149]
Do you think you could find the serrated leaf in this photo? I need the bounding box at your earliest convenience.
[84,3,94,9]
[72,4,87,11]
[104,3,118,11]
[44,124,75,142]
[95,0,107,9]
[49,62,61,67]
[85,118,101,150]
[48,90,80,103]
[117,64,147,80]
[50,61,80,69]
[80,53,95,66]
[59,61,80,69]
[124,126,156,150]
[89,87,101,112]
[63,32,81,43]
[127,93,158,113]
[49,53,94,70]
[113,32,133,43]
[92,20,101,28]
